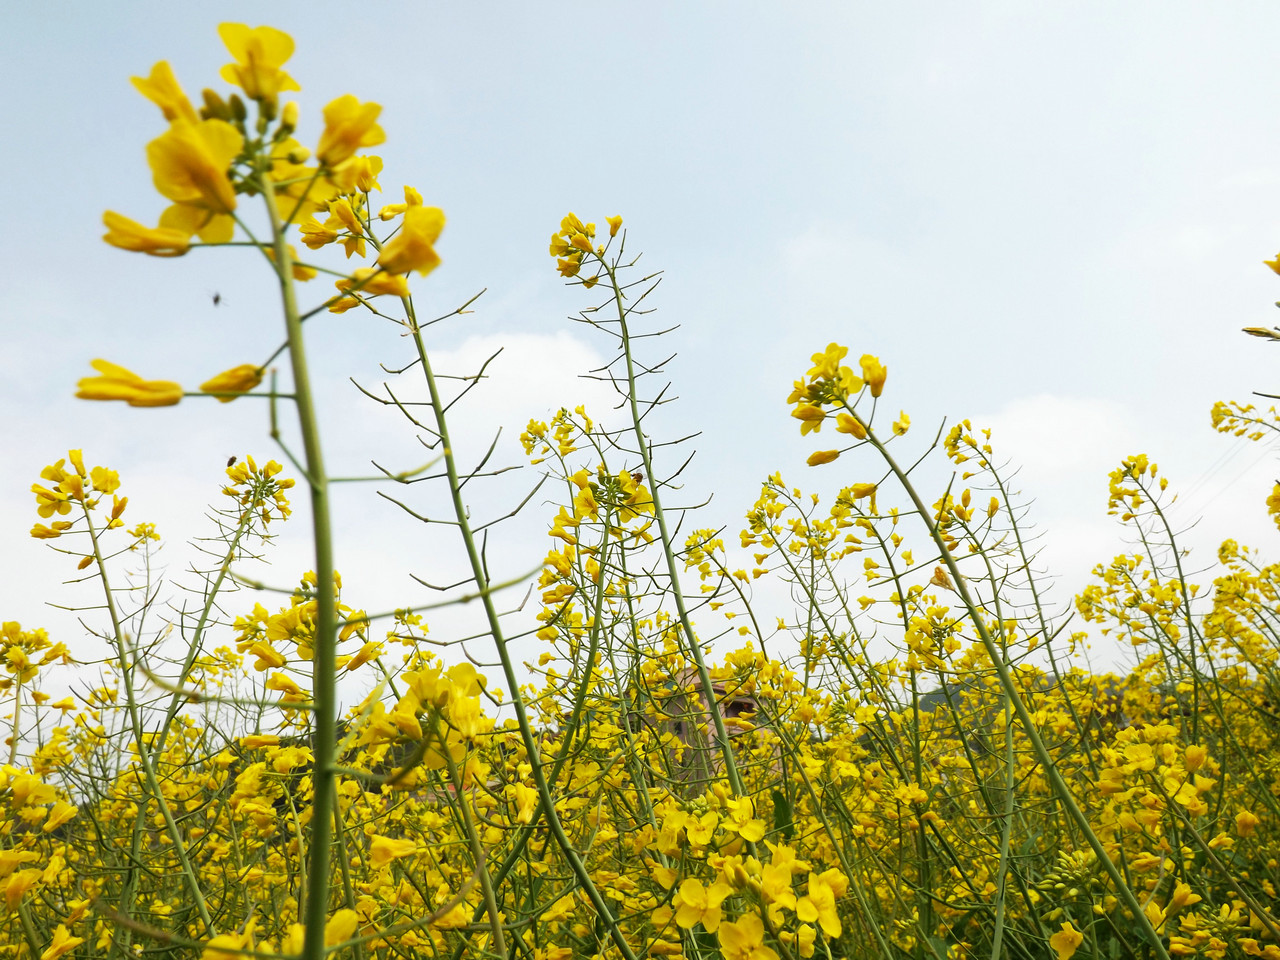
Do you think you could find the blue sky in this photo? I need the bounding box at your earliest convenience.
[4,2,1280,676]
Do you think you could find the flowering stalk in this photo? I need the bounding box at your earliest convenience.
[78,503,215,950]
[847,407,1174,960]
[601,259,748,797]
[401,296,640,960]
[260,174,340,960]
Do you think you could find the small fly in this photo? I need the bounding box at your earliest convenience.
[227,456,237,468]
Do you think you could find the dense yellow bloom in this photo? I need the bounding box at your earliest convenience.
[102,211,192,256]
[200,364,263,402]
[131,61,198,123]
[377,204,445,276]
[76,359,183,407]
[217,23,300,102]
[316,94,386,167]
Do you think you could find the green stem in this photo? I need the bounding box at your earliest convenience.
[261,179,339,960]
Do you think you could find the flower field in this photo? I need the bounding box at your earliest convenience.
[5,22,1280,960]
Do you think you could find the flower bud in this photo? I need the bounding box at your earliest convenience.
[229,93,247,123]
[280,101,299,131]
[201,88,230,121]
[287,145,311,165]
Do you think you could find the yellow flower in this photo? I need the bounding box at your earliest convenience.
[43,801,77,834]
[892,411,911,436]
[5,869,40,911]
[200,364,263,403]
[377,205,445,276]
[76,360,183,407]
[1237,809,1261,836]
[367,835,418,869]
[344,641,380,672]
[835,412,867,438]
[796,869,847,938]
[202,930,253,960]
[40,925,85,960]
[101,211,191,257]
[335,268,411,299]
[147,118,243,216]
[808,342,849,381]
[379,185,423,221]
[30,522,73,540]
[1049,921,1084,960]
[217,23,299,102]
[325,909,360,945]
[791,405,826,435]
[860,354,887,397]
[673,878,732,932]
[510,782,538,824]
[807,450,840,467]
[607,214,623,237]
[249,642,287,671]
[329,154,384,195]
[131,61,198,123]
[717,914,778,960]
[316,94,386,167]
[241,734,280,749]
[265,673,306,700]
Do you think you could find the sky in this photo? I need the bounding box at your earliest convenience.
[4,2,1280,690]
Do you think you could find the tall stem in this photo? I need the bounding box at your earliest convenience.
[603,262,746,796]
[261,183,339,960]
